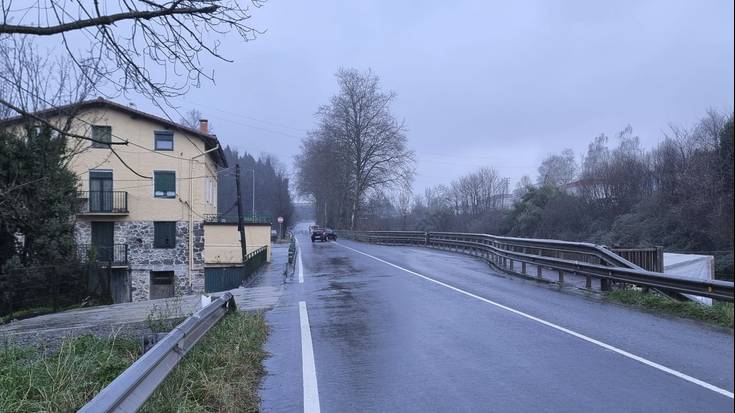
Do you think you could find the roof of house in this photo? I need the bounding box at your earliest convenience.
[0,97,227,167]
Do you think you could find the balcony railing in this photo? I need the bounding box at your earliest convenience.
[78,191,128,214]
[203,214,271,225]
[79,244,128,266]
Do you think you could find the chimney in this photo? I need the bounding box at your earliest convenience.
[199,119,209,134]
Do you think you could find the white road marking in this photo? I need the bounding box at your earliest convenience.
[299,301,321,413]
[297,238,304,283]
[336,242,735,399]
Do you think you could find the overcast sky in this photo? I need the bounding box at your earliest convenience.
[136,0,734,193]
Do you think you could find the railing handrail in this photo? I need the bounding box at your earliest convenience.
[77,190,128,213]
[245,245,268,261]
[78,190,128,194]
[202,213,272,225]
[338,230,734,302]
[78,243,128,265]
[353,230,642,269]
[78,292,235,412]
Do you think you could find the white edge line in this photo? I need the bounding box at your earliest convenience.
[297,238,304,283]
[299,301,321,413]
[335,241,734,399]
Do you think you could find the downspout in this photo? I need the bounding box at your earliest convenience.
[189,144,219,291]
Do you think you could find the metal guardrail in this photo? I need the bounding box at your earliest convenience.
[78,292,235,412]
[610,247,664,272]
[338,231,734,302]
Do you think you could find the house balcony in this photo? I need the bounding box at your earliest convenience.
[77,191,129,215]
[78,243,129,267]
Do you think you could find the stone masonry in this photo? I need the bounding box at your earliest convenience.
[75,220,205,301]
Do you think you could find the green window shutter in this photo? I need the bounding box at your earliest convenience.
[91,125,111,148]
[154,171,176,198]
[154,222,176,248]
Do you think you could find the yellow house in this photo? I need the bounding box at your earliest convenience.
[2,98,271,301]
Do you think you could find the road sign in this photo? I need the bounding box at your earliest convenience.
[277,216,284,223]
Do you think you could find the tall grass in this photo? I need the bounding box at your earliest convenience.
[141,311,269,412]
[0,333,139,412]
[607,289,734,329]
[0,311,268,412]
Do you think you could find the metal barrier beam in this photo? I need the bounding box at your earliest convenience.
[338,230,734,302]
[78,292,235,412]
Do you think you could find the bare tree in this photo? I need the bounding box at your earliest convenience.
[537,148,577,188]
[513,175,533,199]
[0,1,264,106]
[301,68,414,229]
[392,187,413,230]
[0,36,112,150]
[179,108,203,129]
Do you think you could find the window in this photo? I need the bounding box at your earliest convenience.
[154,171,176,198]
[150,271,174,299]
[204,176,216,205]
[154,222,176,248]
[154,130,174,151]
[91,125,112,148]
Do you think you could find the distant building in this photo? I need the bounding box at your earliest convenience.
[2,98,271,302]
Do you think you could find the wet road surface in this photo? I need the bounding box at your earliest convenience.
[259,225,734,412]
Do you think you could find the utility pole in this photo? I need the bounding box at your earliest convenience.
[235,164,247,263]
[251,169,255,218]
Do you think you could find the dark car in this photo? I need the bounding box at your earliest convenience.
[311,227,327,242]
[325,229,337,241]
[311,228,337,242]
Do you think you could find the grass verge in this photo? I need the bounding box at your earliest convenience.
[0,333,140,412]
[141,311,269,412]
[607,289,734,329]
[0,311,268,412]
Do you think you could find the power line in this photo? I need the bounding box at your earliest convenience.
[180,99,310,133]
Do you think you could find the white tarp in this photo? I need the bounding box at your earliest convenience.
[663,252,715,306]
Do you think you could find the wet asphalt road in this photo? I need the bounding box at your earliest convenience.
[259,224,734,412]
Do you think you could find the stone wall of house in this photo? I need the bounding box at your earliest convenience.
[75,220,91,246]
[74,219,205,302]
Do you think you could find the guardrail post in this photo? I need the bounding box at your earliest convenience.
[600,278,611,291]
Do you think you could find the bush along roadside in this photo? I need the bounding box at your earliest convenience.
[0,311,269,412]
[607,289,734,330]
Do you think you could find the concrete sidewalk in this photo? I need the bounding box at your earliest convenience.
[1,244,290,346]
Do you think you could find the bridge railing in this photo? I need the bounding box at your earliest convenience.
[337,230,734,302]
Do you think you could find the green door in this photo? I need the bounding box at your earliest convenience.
[91,222,114,262]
